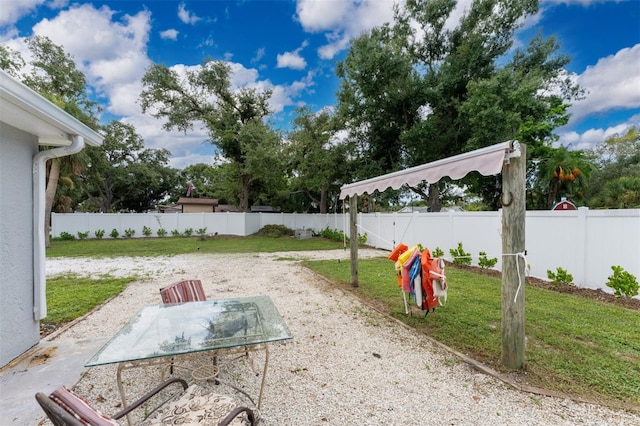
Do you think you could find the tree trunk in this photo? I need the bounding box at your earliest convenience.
[240,174,250,212]
[428,181,442,212]
[349,195,358,287]
[319,186,328,214]
[44,159,60,248]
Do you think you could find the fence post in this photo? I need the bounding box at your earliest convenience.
[349,195,358,287]
[501,144,526,370]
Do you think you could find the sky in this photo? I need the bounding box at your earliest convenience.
[1,0,639,170]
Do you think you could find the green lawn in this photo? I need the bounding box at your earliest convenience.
[45,237,639,412]
[303,257,640,411]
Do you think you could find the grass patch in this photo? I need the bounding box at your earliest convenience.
[303,257,640,410]
[47,235,345,258]
[43,273,135,326]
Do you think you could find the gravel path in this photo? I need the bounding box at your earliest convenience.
[45,250,640,425]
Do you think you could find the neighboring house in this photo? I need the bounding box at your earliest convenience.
[176,197,219,213]
[158,204,182,213]
[552,197,578,211]
[0,70,103,367]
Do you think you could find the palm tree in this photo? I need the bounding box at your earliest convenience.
[44,152,88,247]
[531,146,593,209]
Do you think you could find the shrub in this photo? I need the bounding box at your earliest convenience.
[256,224,293,237]
[196,227,208,237]
[77,231,89,240]
[606,266,639,298]
[358,232,368,245]
[59,231,75,241]
[142,226,152,237]
[183,228,194,237]
[547,267,573,285]
[450,242,471,266]
[94,229,105,239]
[109,228,119,239]
[318,226,366,244]
[157,228,167,237]
[319,227,343,241]
[171,229,181,237]
[432,247,444,258]
[124,228,135,238]
[478,251,498,269]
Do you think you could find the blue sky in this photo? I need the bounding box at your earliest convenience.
[2,0,638,169]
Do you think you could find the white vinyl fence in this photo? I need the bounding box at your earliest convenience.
[52,209,640,296]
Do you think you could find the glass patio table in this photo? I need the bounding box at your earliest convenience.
[86,296,292,422]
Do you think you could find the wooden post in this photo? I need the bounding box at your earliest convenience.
[349,195,359,287]
[501,143,526,369]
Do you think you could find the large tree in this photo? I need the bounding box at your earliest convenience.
[586,127,640,208]
[171,163,222,201]
[79,121,177,212]
[139,60,283,211]
[287,107,352,213]
[336,0,582,211]
[335,24,425,201]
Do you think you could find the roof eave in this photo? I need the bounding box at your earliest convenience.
[0,70,103,147]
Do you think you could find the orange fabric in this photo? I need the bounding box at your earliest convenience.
[420,249,440,311]
[387,243,408,262]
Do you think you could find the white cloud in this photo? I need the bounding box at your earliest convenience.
[252,47,266,63]
[568,44,640,124]
[0,0,46,26]
[295,0,350,32]
[160,29,179,40]
[295,0,396,59]
[276,41,308,70]
[122,113,214,168]
[27,3,152,115]
[557,114,640,151]
[107,81,144,116]
[542,0,609,5]
[178,3,201,25]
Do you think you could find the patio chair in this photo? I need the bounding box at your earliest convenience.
[159,279,206,304]
[158,279,252,397]
[35,377,257,426]
[159,279,214,376]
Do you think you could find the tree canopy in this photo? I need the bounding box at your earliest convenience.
[335,0,583,210]
[287,107,353,213]
[139,60,284,211]
[79,121,177,212]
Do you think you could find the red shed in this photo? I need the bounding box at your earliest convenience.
[552,197,577,211]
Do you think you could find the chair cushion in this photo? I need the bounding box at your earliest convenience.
[50,387,119,426]
[160,284,183,304]
[160,280,206,304]
[140,385,256,425]
[179,280,206,301]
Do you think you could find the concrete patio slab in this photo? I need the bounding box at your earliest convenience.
[0,336,108,425]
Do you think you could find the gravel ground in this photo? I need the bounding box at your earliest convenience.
[45,250,640,426]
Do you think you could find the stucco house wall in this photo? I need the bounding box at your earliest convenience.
[0,70,103,367]
[0,123,40,364]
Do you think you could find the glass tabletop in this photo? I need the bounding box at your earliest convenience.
[85,296,292,367]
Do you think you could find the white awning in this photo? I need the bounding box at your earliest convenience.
[339,140,520,199]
